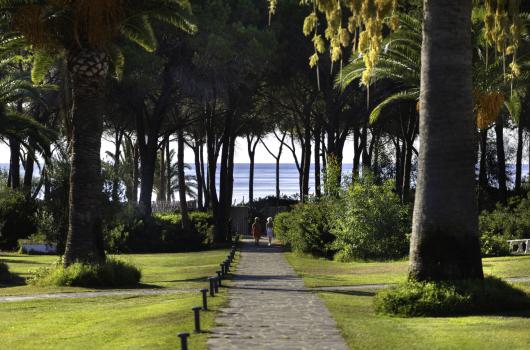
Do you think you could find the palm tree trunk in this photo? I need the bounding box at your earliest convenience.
[63,49,108,266]
[314,124,321,197]
[23,139,35,195]
[515,123,523,192]
[177,129,191,233]
[409,0,483,281]
[8,137,20,189]
[495,119,507,205]
[132,140,139,203]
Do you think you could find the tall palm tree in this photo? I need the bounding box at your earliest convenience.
[0,0,196,266]
[409,0,483,281]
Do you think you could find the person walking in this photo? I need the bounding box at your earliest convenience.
[266,217,274,246]
[252,217,262,246]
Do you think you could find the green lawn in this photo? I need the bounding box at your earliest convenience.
[0,249,230,296]
[0,249,235,349]
[286,253,530,350]
[0,292,227,350]
[285,253,530,287]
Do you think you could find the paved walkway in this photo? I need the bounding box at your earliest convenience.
[0,288,195,303]
[207,239,349,350]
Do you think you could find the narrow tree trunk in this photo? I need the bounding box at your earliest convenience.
[200,143,209,210]
[166,140,171,201]
[159,140,167,202]
[226,134,236,241]
[247,135,258,205]
[193,144,204,210]
[515,123,523,192]
[132,141,139,203]
[409,0,483,281]
[394,138,403,198]
[314,124,321,197]
[8,137,20,189]
[23,139,35,195]
[177,129,191,233]
[495,119,507,205]
[216,120,231,243]
[478,129,488,190]
[111,129,123,202]
[402,139,413,203]
[63,49,108,266]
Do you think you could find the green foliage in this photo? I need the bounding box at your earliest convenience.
[479,195,530,256]
[331,178,410,261]
[323,154,341,197]
[104,209,214,253]
[0,187,37,249]
[31,258,141,288]
[374,277,530,317]
[274,201,335,258]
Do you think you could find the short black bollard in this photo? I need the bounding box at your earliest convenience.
[216,271,223,286]
[200,288,208,310]
[208,277,215,297]
[192,306,202,333]
[214,276,220,292]
[178,332,190,350]
[224,260,230,273]
[220,263,225,275]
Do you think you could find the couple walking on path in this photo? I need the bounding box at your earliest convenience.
[251,217,273,246]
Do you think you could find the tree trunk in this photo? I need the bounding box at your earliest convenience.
[478,129,488,191]
[23,139,35,195]
[402,139,413,203]
[515,123,523,192]
[301,123,312,202]
[159,140,167,202]
[139,137,158,217]
[247,135,258,205]
[409,0,483,281]
[314,124,321,198]
[495,119,507,205]
[177,129,191,233]
[111,129,123,203]
[63,49,108,266]
[8,137,20,189]
[166,139,171,201]
[394,138,403,197]
[216,119,231,243]
[193,143,204,210]
[132,140,139,203]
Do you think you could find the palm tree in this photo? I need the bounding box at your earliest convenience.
[0,0,196,266]
[409,0,483,281]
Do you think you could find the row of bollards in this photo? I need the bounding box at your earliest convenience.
[178,242,239,349]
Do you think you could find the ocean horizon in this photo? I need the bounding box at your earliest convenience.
[2,162,529,203]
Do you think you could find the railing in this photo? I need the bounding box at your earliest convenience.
[151,200,198,213]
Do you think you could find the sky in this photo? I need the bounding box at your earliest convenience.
[0,133,357,165]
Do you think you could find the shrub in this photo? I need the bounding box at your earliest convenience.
[478,195,530,256]
[104,209,214,253]
[274,201,335,258]
[374,277,530,317]
[31,258,141,287]
[0,187,37,249]
[331,178,410,261]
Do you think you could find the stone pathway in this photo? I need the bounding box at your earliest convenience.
[0,287,196,303]
[207,239,349,350]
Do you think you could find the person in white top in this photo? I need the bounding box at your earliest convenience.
[266,217,274,246]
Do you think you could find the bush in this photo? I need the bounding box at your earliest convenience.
[478,195,530,256]
[274,201,335,258]
[104,209,214,253]
[374,277,530,317]
[0,187,37,249]
[331,178,410,261]
[31,258,141,287]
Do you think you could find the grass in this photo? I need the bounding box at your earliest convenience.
[285,252,530,287]
[0,249,237,349]
[0,292,227,350]
[286,253,530,349]
[0,249,230,295]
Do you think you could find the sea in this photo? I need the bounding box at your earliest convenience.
[2,163,528,204]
